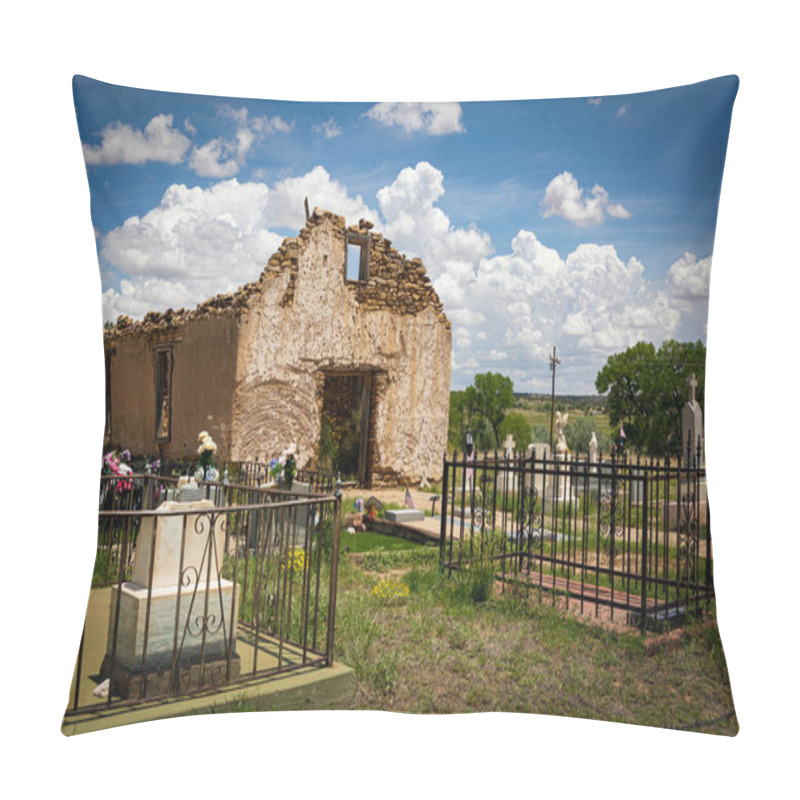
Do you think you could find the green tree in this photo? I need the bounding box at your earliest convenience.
[473,372,515,449]
[447,387,485,451]
[498,412,532,453]
[564,415,612,455]
[595,340,706,457]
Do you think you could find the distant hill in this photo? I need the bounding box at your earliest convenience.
[513,393,607,414]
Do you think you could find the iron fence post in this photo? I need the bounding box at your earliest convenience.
[439,451,449,571]
[640,473,648,634]
[325,491,342,666]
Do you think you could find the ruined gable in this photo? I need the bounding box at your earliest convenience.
[103,209,451,485]
[259,209,450,325]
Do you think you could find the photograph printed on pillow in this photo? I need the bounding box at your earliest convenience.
[64,74,738,735]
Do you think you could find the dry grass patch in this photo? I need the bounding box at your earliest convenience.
[334,548,737,734]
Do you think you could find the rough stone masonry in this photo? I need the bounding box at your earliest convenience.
[103,209,452,486]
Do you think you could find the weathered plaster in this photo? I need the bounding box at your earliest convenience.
[104,209,451,484]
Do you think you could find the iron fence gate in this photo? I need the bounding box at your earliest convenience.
[439,449,713,631]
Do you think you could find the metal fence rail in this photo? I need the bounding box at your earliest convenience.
[230,461,336,494]
[121,459,338,494]
[68,482,341,716]
[439,449,712,632]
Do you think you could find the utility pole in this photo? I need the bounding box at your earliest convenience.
[549,346,560,452]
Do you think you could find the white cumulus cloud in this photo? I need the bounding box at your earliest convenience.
[364,102,465,135]
[667,252,712,303]
[99,169,379,321]
[98,157,708,394]
[377,162,492,307]
[189,139,240,178]
[541,171,631,226]
[269,166,379,231]
[372,164,679,389]
[665,252,713,340]
[83,114,191,165]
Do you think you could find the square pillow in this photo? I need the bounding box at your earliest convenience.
[66,74,738,736]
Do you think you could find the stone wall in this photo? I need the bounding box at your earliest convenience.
[103,208,451,484]
[104,310,241,460]
[231,210,451,484]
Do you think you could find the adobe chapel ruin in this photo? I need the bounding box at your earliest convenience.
[102,208,452,486]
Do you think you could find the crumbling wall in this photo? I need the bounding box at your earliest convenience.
[104,305,242,460]
[231,209,451,483]
[103,208,452,483]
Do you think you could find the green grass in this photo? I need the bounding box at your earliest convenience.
[106,516,734,733]
[327,540,737,733]
[214,529,736,732]
[340,531,425,553]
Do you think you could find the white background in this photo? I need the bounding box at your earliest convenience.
[4,2,796,797]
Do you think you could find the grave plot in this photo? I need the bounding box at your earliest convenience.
[65,474,344,723]
[439,450,713,631]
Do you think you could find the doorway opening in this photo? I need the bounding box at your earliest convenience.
[319,372,373,486]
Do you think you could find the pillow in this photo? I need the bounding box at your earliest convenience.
[66,74,738,736]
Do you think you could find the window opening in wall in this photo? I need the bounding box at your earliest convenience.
[154,348,173,442]
[345,233,370,282]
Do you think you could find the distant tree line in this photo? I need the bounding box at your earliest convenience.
[514,393,607,414]
[449,339,705,459]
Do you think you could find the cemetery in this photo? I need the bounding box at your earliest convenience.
[67,201,730,733]
[101,208,451,488]
[64,457,352,733]
[438,379,709,632]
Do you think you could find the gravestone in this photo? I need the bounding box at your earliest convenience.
[177,479,204,502]
[682,373,704,466]
[247,480,312,551]
[589,433,598,473]
[525,443,551,499]
[282,480,312,547]
[101,498,240,698]
[497,434,518,494]
[385,508,425,523]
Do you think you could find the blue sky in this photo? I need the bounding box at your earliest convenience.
[74,74,737,394]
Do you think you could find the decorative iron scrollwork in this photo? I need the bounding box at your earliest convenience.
[517,484,542,548]
[178,511,231,645]
[677,491,699,584]
[470,472,494,530]
[599,478,624,558]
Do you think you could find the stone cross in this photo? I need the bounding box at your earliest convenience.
[503,434,515,457]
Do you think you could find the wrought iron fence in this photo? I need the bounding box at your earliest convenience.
[122,458,338,495]
[229,461,337,494]
[439,447,712,632]
[68,479,342,716]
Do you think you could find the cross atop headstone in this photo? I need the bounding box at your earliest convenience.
[503,433,515,456]
[687,373,698,405]
[682,373,704,466]
[549,345,561,451]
